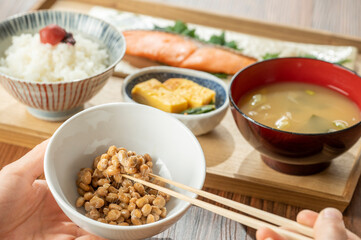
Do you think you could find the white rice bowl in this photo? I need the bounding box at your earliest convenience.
[0,33,109,82]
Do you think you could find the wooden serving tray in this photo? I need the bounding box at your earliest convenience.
[1,0,361,212]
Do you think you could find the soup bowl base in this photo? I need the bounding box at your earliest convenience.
[261,154,331,176]
[27,105,84,121]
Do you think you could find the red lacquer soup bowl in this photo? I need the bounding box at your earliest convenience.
[229,58,361,175]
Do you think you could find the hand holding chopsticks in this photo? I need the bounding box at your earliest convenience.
[121,173,314,240]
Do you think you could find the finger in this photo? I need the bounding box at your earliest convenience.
[347,229,361,240]
[75,227,107,240]
[256,227,286,240]
[296,209,319,227]
[314,208,348,240]
[47,222,101,239]
[32,180,72,222]
[76,235,107,240]
[298,209,359,240]
[2,139,49,182]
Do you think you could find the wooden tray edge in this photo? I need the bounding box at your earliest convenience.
[343,148,361,202]
[204,173,349,212]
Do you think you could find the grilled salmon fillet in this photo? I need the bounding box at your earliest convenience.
[123,30,257,74]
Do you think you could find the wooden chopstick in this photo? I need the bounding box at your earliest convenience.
[149,173,314,238]
[122,174,312,240]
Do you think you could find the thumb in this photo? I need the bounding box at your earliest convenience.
[314,208,347,240]
[1,139,49,182]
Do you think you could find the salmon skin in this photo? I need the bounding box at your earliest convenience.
[123,30,257,75]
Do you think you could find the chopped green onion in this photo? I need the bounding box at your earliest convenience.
[181,104,216,115]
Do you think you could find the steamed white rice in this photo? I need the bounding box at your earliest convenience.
[0,33,109,82]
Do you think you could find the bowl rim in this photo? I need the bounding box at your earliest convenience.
[44,102,206,231]
[0,10,126,85]
[122,66,230,119]
[229,57,361,136]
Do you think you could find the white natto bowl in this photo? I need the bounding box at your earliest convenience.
[122,66,229,136]
[44,102,206,240]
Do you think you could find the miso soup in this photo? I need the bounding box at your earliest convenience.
[237,82,361,133]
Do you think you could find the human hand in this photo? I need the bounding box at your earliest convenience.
[256,208,360,240]
[0,140,105,240]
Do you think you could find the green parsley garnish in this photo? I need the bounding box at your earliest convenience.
[154,21,242,51]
